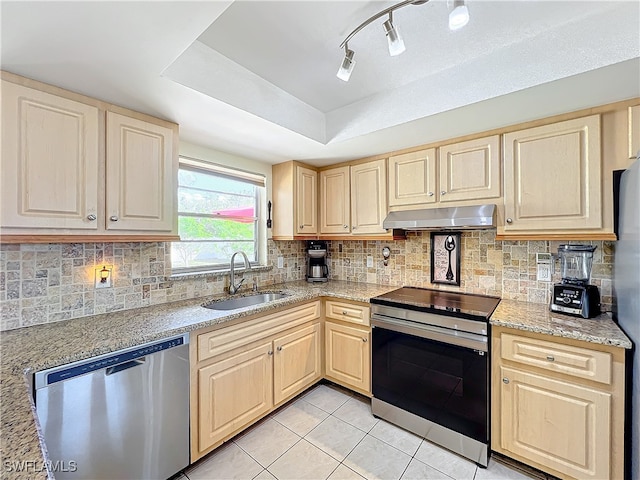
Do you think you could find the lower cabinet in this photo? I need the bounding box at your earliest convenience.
[324,298,372,395]
[324,321,370,395]
[191,301,321,460]
[492,326,625,480]
[197,342,274,454]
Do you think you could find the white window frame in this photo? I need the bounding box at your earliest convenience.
[172,156,266,274]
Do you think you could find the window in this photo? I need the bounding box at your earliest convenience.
[171,157,265,273]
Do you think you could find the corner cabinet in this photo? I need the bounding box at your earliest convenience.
[324,299,371,395]
[501,115,603,237]
[191,301,321,460]
[492,327,625,480]
[272,161,318,239]
[0,72,179,242]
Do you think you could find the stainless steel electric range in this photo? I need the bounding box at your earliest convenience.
[370,287,500,467]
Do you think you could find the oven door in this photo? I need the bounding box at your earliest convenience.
[371,316,489,444]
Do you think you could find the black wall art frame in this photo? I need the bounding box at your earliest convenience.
[430,232,461,286]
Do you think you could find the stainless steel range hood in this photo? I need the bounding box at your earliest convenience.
[382,204,496,230]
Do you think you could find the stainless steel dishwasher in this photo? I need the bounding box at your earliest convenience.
[34,334,190,480]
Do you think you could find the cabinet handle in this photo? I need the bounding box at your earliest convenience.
[506,218,513,224]
[441,191,447,196]
[277,346,283,352]
[428,192,434,197]
[87,214,97,221]
[546,355,555,362]
[268,350,273,355]
[110,215,119,222]
[502,377,509,384]
[362,338,368,342]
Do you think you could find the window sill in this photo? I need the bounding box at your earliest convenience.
[169,264,272,281]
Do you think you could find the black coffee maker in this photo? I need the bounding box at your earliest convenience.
[306,240,329,283]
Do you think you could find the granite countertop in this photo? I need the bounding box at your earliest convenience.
[0,280,398,480]
[490,299,633,349]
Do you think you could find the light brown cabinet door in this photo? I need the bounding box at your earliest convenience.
[320,166,350,234]
[1,80,99,229]
[197,342,273,452]
[106,111,175,232]
[273,323,321,404]
[350,159,387,235]
[629,105,640,159]
[388,149,436,206]
[499,366,611,480]
[438,135,500,203]
[325,321,371,394]
[503,115,602,231]
[295,166,318,234]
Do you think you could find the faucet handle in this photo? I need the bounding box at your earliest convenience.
[252,277,258,292]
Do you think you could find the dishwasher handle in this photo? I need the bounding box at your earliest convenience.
[106,358,145,376]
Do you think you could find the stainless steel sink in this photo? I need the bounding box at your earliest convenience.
[202,292,289,311]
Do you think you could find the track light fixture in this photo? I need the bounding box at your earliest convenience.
[383,12,405,57]
[337,0,470,81]
[336,46,356,82]
[449,0,470,31]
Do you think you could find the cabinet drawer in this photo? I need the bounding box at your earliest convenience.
[501,333,612,385]
[197,301,320,363]
[325,300,370,326]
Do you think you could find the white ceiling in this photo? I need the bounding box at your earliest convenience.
[2,1,639,166]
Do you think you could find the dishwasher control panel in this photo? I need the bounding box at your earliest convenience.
[35,334,187,388]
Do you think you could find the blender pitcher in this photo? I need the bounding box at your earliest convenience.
[558,244,597,285]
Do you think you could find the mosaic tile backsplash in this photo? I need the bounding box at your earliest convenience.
[0,231,615,331]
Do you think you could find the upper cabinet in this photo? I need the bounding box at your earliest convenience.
[272,161,318,240]
[318,159,390,237]
[319,166,350,234]
[502,115,602,234]
[629,105,640,159]
[350,160,388,235]
[388,149,436,207]
[438,135,501,203]
[0,73,179,242]
[105,112,175,232]
[1,80,100,231]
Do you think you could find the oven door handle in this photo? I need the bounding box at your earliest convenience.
[371,314,488,352]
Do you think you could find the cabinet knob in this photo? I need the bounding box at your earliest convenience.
[546,355,555,362]
[352,226,357,230]
[299,225,304,229]
[344,225,348,229]
[428,192,434,197]
[502,377,510,384]
[342,310,347,315]
[268,350,273,355]
[87,214,97,221]
[277,346,283,352]
[506,218,513,224]
[441,191,447,196]
[110,215,119,222]
[362,338,368,342]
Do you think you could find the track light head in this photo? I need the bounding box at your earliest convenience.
[383,13,406,56]
[449,0,469,30]
[336,47,356,82]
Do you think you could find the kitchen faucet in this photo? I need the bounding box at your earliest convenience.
[229,251,252,295]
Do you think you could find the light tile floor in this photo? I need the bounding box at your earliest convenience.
[178,383,551,480]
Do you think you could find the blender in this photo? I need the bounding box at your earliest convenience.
[551,244,601,318]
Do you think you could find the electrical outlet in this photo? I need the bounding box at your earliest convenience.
[277,256,284,269]
[536,253,553,282]
[366,256,374,268]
